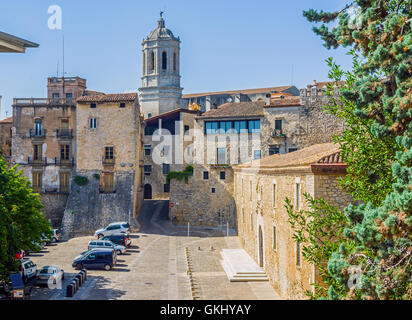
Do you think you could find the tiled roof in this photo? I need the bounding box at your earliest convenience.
[235,143,342,169]
[266,96,302,108]
[0,117,12,124]
[145,108,198,124]
[77,93,138,103]
[182,86,295,99]
[199,101,265,119]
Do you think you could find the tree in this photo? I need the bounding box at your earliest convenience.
[0,155,52,282]
[302,0,411,300]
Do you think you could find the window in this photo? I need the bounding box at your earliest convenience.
[162,163,170,175]
[234,121,247,134]
[269,146,280,156]
[205,121,218,134]
[143,52,146,74]
[144,145,151,156]
[242,207,244,222]
[296,183,301,210]
[250,212,253,230]
[184,125,190,135]
[253,150,261,160]
[66,93,73,98]
[288,148,298,153]
[273,225,277,250]
[149,51,155,71]
[163,183,170,193]
[161,146,170,157]
[33,144,42,161]
[105,147,114,160]
[211,188,216,193]
[60,118,69,130]
[219,121,232,133]
[90,103,97,108]
[162,51,167,70]
[203,171,209,180]
[296,242,301,266]
[220,171,226,180]
[275,119,282,132]
[250,180,253,201]
[90,118,97,129]
[148,113,152,118]
[144,165,152,174]
[248,120,260,133]
[273,183,277,208]
[119,103,126,108]
[60,144,70,160]
[217,148,226,164]
[52,93,60,99]
[173,52,177,72]
[34,119,42,136]
[59,172,70,193]
[32,172,42,191]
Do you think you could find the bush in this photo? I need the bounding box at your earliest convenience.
[74,175,88,186]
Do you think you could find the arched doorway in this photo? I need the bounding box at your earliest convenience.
[258,226,264,268]
[144,184,152,199]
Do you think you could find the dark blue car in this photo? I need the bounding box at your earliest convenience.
[72,248,116,271]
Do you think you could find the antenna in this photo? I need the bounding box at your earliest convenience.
[291,64,294,86]
[62,35,65,96]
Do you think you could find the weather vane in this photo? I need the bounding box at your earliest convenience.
[160,11,164,18]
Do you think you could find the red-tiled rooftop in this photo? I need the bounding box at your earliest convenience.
[0,117,12,124]
[182,86,296,99]
[77,93,138,103]
[265,96,302,108]
[199,101,265,119]
[144,108,198,124]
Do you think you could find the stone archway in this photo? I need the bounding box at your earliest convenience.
[144,184,152,199]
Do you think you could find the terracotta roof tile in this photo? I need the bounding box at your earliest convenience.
[266,96,302,108]
[199,101,265,119]
[182,86,295,99]
[0,117,12,124]
[77,93,137,103]
[235,143,341,169]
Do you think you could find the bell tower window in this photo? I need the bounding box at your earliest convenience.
[173,52,176,72]
[162,51,167,70]
[149,51,155,72]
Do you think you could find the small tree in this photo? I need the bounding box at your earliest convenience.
[0,156,52,281]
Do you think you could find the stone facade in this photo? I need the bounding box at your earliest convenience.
[0,116,12,160]
[61,93,144,237]
[234,144,352,299]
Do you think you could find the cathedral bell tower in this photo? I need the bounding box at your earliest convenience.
[139,13,183,118]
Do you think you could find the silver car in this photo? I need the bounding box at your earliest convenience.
[88,240,126,255]
[36,265,64,286]
[94,222,130,239]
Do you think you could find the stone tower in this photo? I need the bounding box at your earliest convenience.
[139,13,183,118]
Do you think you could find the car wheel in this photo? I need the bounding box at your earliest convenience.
[117,249,121,255]
[104,264,111,271]
[76,263,83,270]
[52,237,57,242]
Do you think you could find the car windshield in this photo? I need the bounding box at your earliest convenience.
[80,250,91,256]
[40,268,56,274]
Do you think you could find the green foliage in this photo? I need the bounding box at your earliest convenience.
[0,156,51,282]
[166,165,194,184]
[304,0,412,300]
[74,175,88,186]
[285,194,353,299]
[93,173,100,180]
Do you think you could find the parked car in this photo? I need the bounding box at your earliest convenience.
[102,233,131,248]
[94,222,130,239]
[15,250,25,260]
[51,229,61,242]
[36,266,64,286]
[18,258,38,284]
[72,248,117,271]
[88,240,126,255]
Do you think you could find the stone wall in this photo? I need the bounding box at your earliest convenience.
[61,170,137,238]
[40,193,69,228]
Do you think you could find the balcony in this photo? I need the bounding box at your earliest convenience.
[56,129,73,139]
[272,129,286,138]
[210,164,231,169]
[102,157,115,166]
[99,187,116,194]
[28,156,47,166]
[14,98,75,106]
[29,129,47,138]
[55,157,75,167]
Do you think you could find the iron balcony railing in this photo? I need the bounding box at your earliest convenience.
[56,129,73,138]
[29,129,47,138]
[102,156,115,165]
[28,156,47,165]
[54,157,75,166]
[272,129,286,138]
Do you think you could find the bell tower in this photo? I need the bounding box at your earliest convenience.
[139,13,183,118]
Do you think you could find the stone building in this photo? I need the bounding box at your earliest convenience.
[143,108,198,200]
[139,14,183,118]
[169,81,345,229]
[0,30,38,53]
[233,143,352,299]
[10,76,89,227]
[0,116,12,160]
[61,93,144,237]
[181,85,299,113]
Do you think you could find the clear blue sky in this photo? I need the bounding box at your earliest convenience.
[0,0,352,119]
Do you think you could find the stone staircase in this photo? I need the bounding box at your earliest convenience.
[220,249,268,282]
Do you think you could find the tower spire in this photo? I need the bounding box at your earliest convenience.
[158,12,165,28]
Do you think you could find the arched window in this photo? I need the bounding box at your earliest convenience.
[143,52,146,74]
[173,52,177,72]
[162,51,167,70]
[149,51,155,72]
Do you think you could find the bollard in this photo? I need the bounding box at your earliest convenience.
[79,270,86,282]
[75,274,83,286]
[73,277,80,290]
[66,284,74,297]
[71,279,78,292]
[81,269,87,280]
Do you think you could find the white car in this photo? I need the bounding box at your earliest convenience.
[94,222,130,239]
[36,265,64,286]
[88,240,126,255]
[19,258,38,284]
